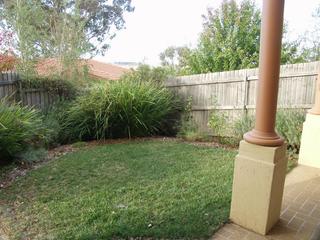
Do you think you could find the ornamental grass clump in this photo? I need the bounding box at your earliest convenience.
[276,109,305,153]
[62,79,181,141]
[0,98,48,162]
[230,110,305,152]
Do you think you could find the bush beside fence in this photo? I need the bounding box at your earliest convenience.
[0,72,74,109]
[166,61,319,136]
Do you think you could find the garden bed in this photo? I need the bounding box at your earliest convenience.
[0,139,236,239]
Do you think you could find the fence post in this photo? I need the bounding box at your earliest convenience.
[243,74,249,116]
[18,78,24,104]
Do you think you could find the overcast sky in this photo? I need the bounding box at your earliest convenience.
[94,0,319,66]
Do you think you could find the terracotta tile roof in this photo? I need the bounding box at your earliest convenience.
[36,58,62,76]
[86,59,130,80]
[36,58,130,80]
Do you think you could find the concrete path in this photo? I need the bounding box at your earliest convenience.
[212,165,320,240]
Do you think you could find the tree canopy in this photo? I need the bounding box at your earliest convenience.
[0,0,134,74]
[160,0,305,75]
[300,4,320,62]
[193,0,261,73]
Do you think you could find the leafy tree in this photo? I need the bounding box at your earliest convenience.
[195,0,261,73]
[300,4,320,62]
[0,0,134,75]
[121,64,174,85]
[281,39,305,64]
[163,0,304,75]
[159,46,192,75]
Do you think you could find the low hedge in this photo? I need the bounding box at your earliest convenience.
[61,79,182,141]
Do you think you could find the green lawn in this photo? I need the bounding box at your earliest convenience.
[0,140,236,239]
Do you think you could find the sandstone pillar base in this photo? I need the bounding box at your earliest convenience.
[299,113,320,168]
[230,140,288,235]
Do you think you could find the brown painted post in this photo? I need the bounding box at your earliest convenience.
[244,0,285,147]
[309,71,320,115]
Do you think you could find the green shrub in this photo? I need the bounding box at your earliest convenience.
[177,97,210,142]
[178,118,210,141]
[62,79,182,141]
[0,99,49,162]
[16,147,48,165]
[233,113,255,141]
[178,97,197,137]
[42,101,72,146]
[208,110,228,136]
[230,110,305,152]
[276,109,305,153]
[276,109,304,171]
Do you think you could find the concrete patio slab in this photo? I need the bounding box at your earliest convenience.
[212,165,320,240]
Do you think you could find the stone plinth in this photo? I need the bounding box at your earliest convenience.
[230,140,288,235]
[299,113,320,168]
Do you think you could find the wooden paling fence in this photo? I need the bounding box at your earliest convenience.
[0,72,18,100]
[166,61,320,134]
[2,62,319,134]
[0,72,60,109]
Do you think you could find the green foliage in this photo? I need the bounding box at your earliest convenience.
[178,97,194,133]
[281,40,306,64]
[164,0,305,75]
[20,76,80,101]
[0,0,134,74]
[276,109,305,153]
[121,64,174,84]
[232,113,255,141]
[0,99,48,161]
[161,0,261,74]
[62,79,182,141]
[16,147,47,165]
[159,46,177,67]
[299,4,320,62]
[275,109,304,172]
[42,101,72,146]
[159,46,192,75]
[208,110,228,137]
[0,141,236,239]
[178,97,202,141]
[196,0,261,72]
[287,153,298,173]
[228,110,305,153]
[206,108,305,153]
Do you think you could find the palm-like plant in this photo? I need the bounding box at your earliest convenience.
[0,98,48,161]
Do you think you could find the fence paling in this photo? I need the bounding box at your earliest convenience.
[0,72,59,109]
[1,62,319,132]
[166,61,320,135]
